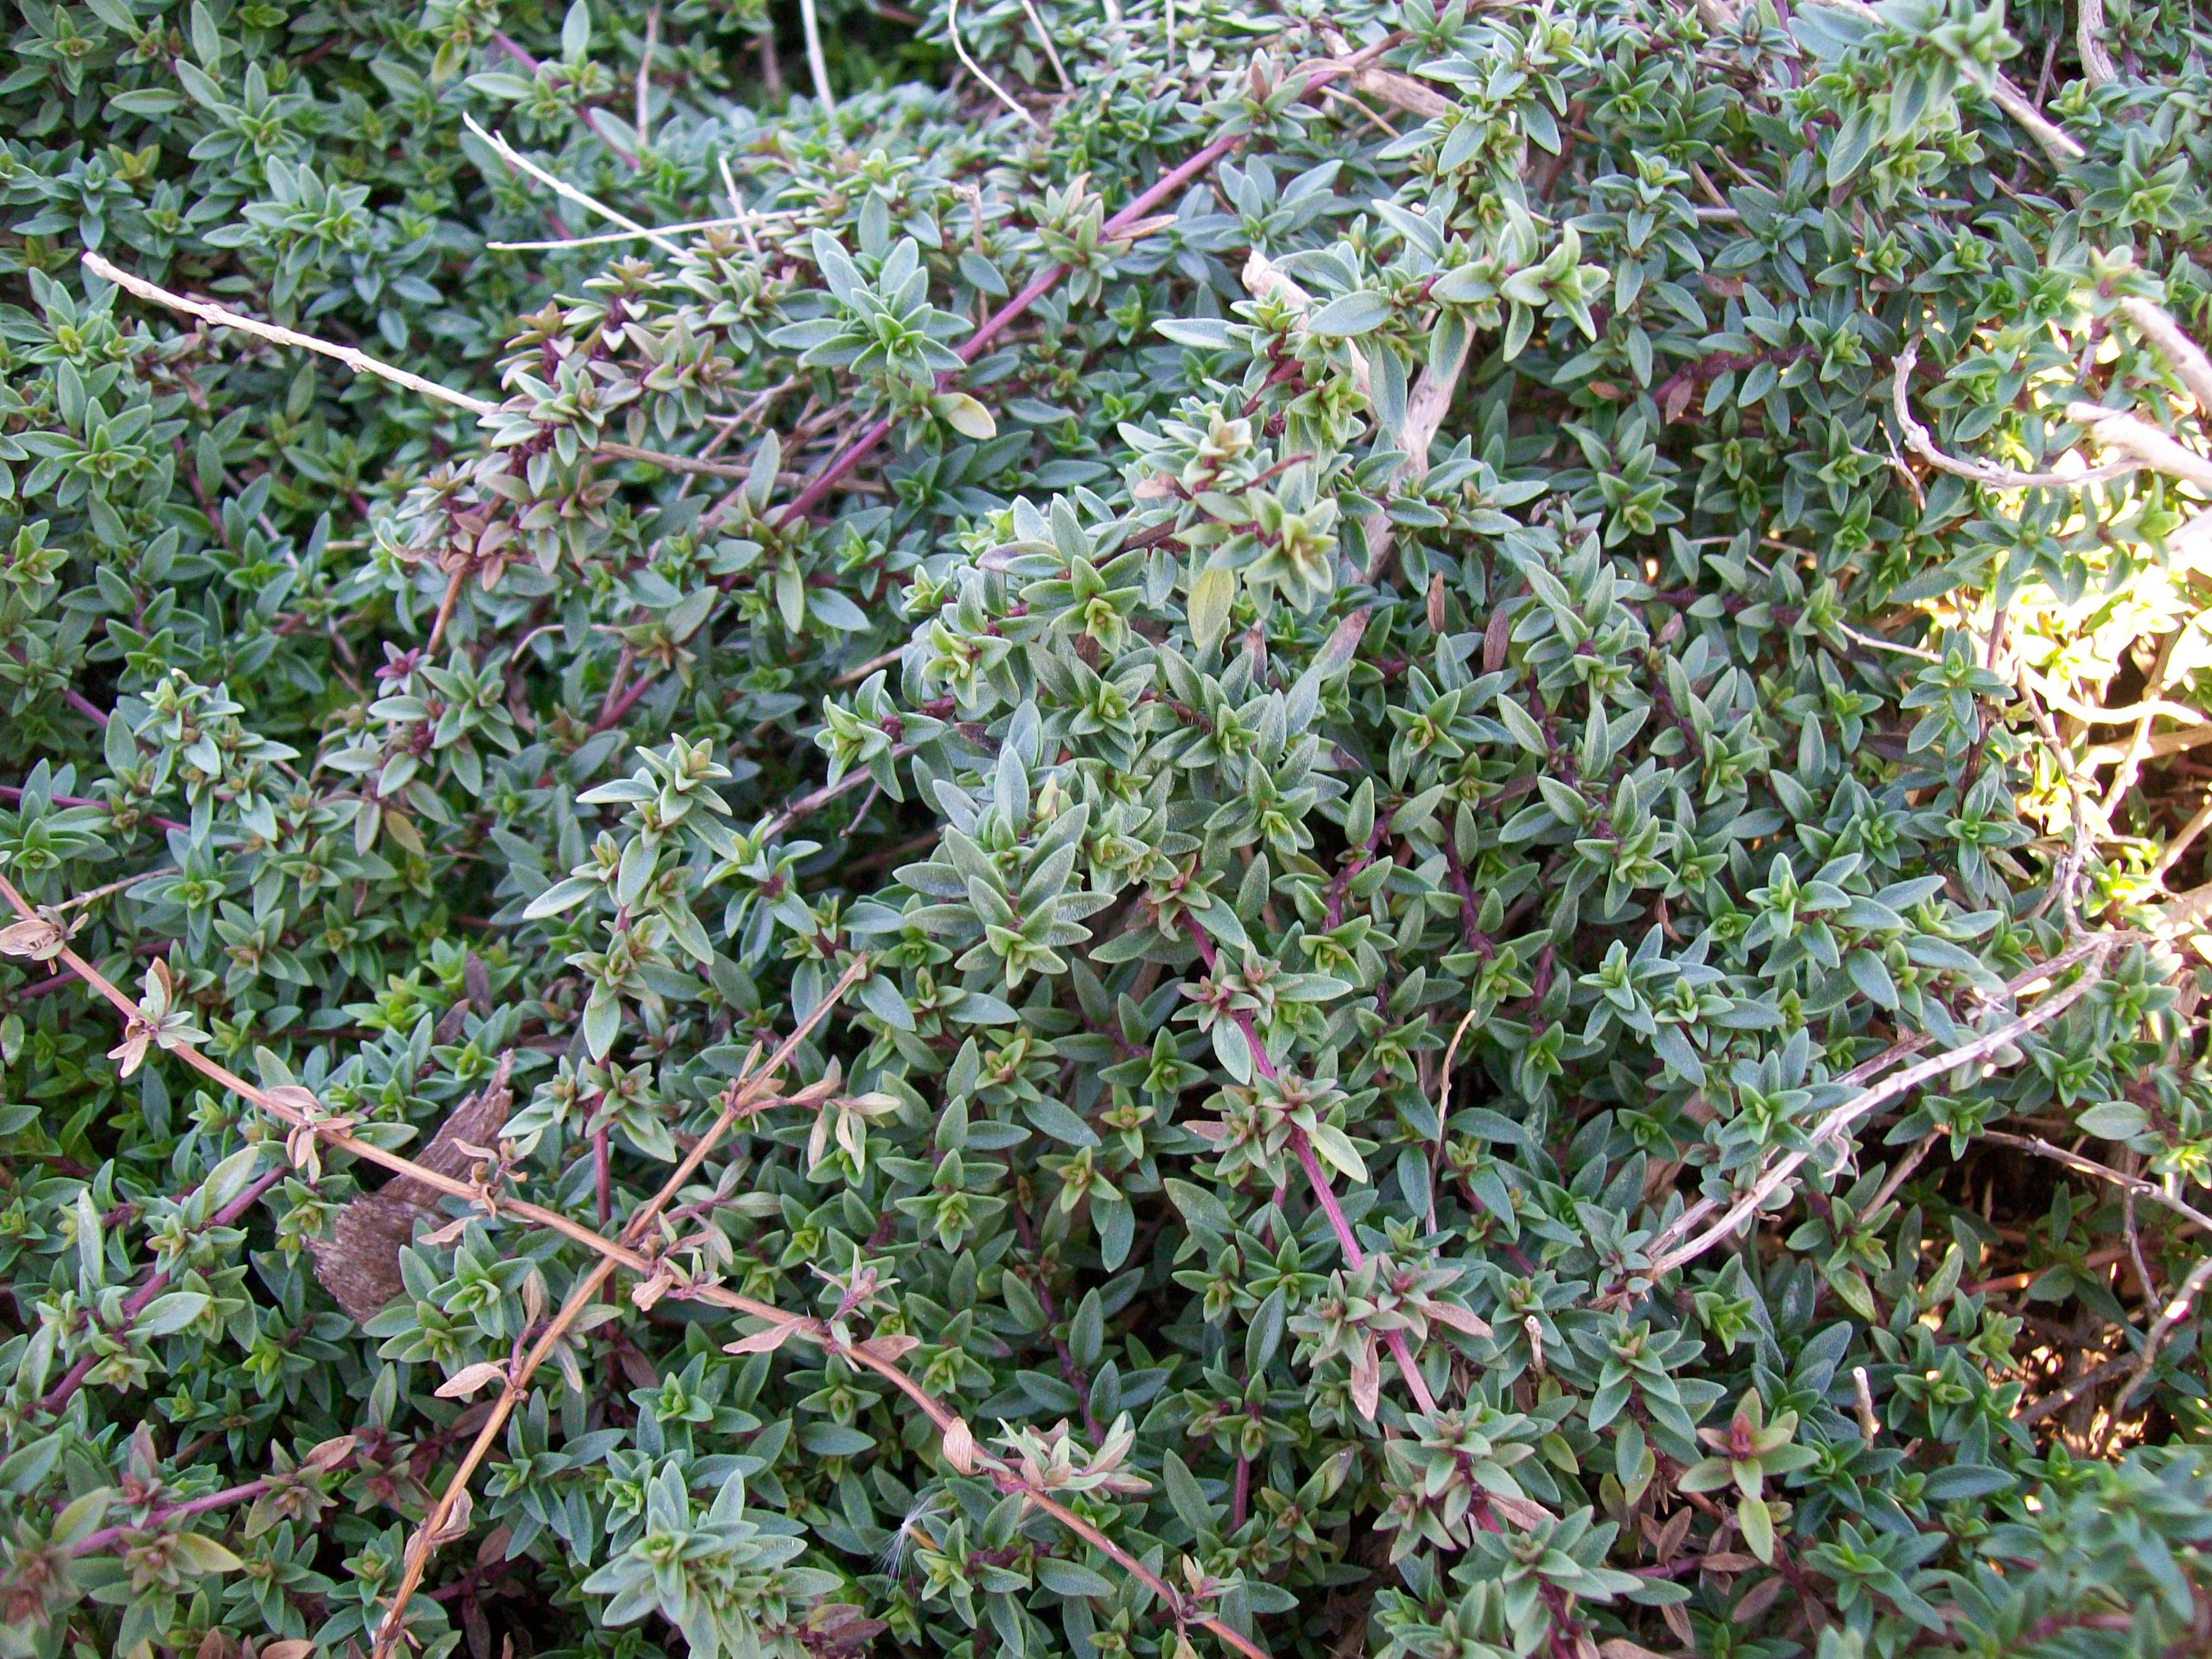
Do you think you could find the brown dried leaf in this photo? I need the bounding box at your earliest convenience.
[1425,1300,1494,1338]
[464,951,493,1014]
[304,1434,357,1472]
[1349,1334,1381,1422]
[0,915,66,961]
[1733,1573,1787,1623]
[1483,602,1513,675]
[263,1084,324,1121]
[616,1341,659,1390]
[1347,63,1451,119]
[807,1604,889,1655]
[941,1417,978,1475]
[435,1361,508,1400]
[426,1487,473,1547]
[311,1054,514,1323]
[1484,1492,1556,1531]
[724,1316,807,1355]
[417,1215,471,1248]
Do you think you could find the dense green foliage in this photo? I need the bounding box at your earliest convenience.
[7,2,2212,1658]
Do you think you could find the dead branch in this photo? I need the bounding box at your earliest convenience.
[1892,343,2135,490]
[2068,401,2212,495]
[2076,0,2118,88]
[311,1055,517,1323]
[2121,296,2212,417]
[1649,934,2125,1277]
[1977,1130,2212,1236]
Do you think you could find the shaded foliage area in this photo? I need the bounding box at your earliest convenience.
[5,2,2212,1658]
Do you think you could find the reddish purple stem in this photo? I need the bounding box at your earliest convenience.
[70,1477,267,1557]
[60,686,110,729]
[69,1445,359,1558]
[0,785,188,834]
[1182,912,1438,1414]
[778,130,1247,525]
[39,1166,287,1417]
[1291,1134,1361,1268]
[1325,812,1392,930]
[491,33,639,167]
[4,645,109,727]
[590,671,661,732]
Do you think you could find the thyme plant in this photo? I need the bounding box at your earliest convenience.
[6,2,2212,1657]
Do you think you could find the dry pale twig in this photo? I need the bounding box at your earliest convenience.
[2119,1253,2212,1408]
[1634,936,2125,1277]
[1428,998,1484,1235]
[2016,1348,2136,1427]
[2159,880,2212,938]
[86,253,759,483]
[2068,401,2212,495]
[1853,1365,1879,1445]
[1017,0,1073,91]
[1838,621,1943,663]
[1976,1130,2212,1237]
[719,152,762,255]
[2100,617,2193,818]
[2121,296,2212,417]
[1865,1131,1940,1218]
[1648,934,2124,1276]
[1363,330,1473,583]
[2083,724,2212,766]
[2015,666,2099,927]
[86,252,496,420]
[1323,84,1401,139]
[487,208,800,252]
[2076,0,2118,88]
[949,0,1043,130]
[462,116,682,255]
[798,0,837,109]
[1891,343,2136,491]
[636,4,659,149]
[1317,26,1451,120]
[2152,794,2212,883]
[2022,665,2202,728]
[1804,0,2083,168]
